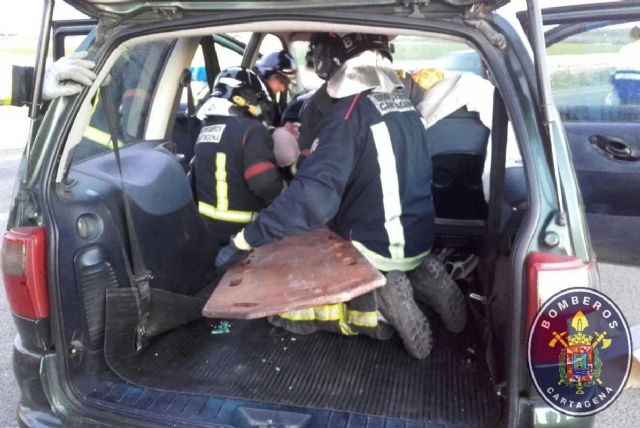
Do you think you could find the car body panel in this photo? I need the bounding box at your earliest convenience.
[6,3,623,428]
[62,0,510,18]
[539,3,640,266]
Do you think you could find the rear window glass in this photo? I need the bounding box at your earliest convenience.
[259,34,285,55]
[548,21,640,122]
[70,40,174,164]
[291,35,479,92]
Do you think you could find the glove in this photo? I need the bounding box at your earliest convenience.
[273,125,300,167]
[42,51,97,100]
[215,230,252,270]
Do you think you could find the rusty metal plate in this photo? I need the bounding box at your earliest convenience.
[203,228,386,319]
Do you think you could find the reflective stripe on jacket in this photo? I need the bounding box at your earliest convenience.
[193,113,282,242]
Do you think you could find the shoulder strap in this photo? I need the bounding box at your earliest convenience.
[477,88,509,390]
[101,87,153,352]
[179,69,198,142]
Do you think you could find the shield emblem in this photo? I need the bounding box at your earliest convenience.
[566,345,593,383]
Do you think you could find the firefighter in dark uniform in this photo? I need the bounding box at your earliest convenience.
[254,50,298,126]
[192,67,284,247]
[216,33,467,359]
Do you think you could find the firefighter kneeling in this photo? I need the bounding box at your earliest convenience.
[216,34,468,359]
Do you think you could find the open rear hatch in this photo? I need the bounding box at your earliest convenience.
[63,0,510,19]
[37,0,534,426]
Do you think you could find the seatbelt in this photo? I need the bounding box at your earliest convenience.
[179,69,198,141]
[478,88,509,392]
[201,36,221,92]
[484,89,508,290]
[101,87,153,352]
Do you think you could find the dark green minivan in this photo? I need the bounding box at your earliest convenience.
[2,1,640,427]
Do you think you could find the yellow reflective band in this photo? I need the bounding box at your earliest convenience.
[338,304,357,336]
[347,309,378,328]
[215,152,228,211]
[315,305,341,321]
[278,304,373,336]
[280,305,339,321]
[279,308,317,321]
[200,154,258,224]
[198,201,257,224]
[82,126,125,149]
[1,71,12,105]
[352,241,429,272]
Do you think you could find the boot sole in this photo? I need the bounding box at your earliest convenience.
[377,272,433,359]
[408,256,468,334]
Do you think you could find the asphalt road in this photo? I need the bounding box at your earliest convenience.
[0,118,638,427]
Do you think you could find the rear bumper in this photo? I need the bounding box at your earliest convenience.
[12,335,61,428]
[12,322,639,428]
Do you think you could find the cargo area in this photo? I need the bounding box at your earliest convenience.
[86,292,502,427]
[53,90,515,427]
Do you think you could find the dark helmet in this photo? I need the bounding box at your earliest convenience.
[212,67,272,117]
[255,50,298,83]
[306,33,392,80]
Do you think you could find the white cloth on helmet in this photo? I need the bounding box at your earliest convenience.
[42,51,96,100]
[416,73,522,201]
[326,51,402,98]
[197,97,236,120]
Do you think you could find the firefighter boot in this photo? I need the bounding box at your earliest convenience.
[376,271,433,359]
[408,255,468,333]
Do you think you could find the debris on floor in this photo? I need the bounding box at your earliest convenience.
[210,321,232,335]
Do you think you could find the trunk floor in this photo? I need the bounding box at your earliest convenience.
[105,296,502,426]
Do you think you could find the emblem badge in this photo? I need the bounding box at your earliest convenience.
[528,288,632,416]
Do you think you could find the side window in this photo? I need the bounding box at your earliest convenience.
[548,22,640,122]
[216,42,243,70]
[72,40,174,164]
[189,45,210,103]
[391,35,481,77]
[187,35,245,103]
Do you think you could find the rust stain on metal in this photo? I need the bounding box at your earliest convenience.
[203,228,386,319]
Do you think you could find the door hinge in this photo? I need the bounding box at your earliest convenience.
[401,0,431,18]
[464,16,507,49]
[542,211,572,254]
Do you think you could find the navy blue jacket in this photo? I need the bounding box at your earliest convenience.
[244,88,434,271]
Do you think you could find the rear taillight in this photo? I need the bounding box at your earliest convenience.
[526,252,593,329]
[1,227,48,320]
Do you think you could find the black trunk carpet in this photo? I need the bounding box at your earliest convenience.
[104,291,502,426]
